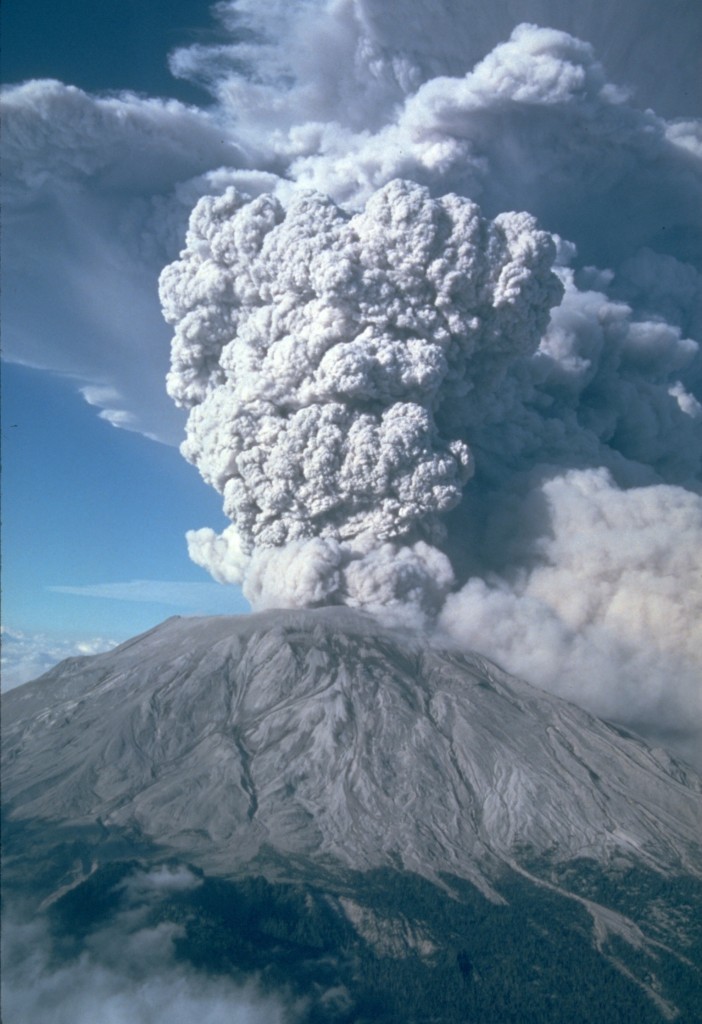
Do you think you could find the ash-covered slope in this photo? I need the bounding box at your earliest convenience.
[3,608,701,889]
[4,609,702,1023]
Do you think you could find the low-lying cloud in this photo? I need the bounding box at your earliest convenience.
[1,867,289,1024]
[0,627,118,692]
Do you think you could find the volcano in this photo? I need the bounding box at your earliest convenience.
[3,609,701,1022]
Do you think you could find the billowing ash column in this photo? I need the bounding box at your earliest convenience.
[160,179,562,618]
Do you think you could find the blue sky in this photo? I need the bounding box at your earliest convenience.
[1,362,247,638]
[1,0,218,102]
[1,1,250,685]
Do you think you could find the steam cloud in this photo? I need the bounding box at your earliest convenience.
[3,1,701,759]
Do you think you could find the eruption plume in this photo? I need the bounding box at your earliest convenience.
[160,179,562,616]
[160,165,701,756]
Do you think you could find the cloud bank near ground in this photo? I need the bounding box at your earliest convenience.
[0,627,118,692]
[2,866,290,1024]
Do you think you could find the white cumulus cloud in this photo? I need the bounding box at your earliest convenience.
[0,627,118,691]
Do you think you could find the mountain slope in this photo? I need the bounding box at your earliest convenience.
[4,608,701,885]
[3,608,702,1022]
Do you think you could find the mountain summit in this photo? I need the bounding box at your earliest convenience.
[3,609,702,1021]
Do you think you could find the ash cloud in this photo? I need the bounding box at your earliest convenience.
[0,79,276,441]
[438,469,702,764]
[160,179,562,618]
[158,6,701,759]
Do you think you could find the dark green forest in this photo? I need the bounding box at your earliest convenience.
[49,858,702,1023]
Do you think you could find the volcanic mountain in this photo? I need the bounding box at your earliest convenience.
[3,609,702,1022]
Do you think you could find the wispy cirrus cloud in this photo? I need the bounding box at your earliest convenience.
[48,579,250,612]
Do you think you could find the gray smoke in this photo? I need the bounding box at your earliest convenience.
[159,10,701,758]
[160,179,562,618]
